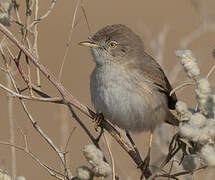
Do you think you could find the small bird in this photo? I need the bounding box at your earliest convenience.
[79,24,178,165]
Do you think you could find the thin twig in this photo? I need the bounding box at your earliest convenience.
[6,68,16,179]
[180,22,215,49]
[3,62,72,179]
[6,46,56,99]
[81,4,91,36]
[29,0,57,27]
[25,0,34,96]
[64,127,76,152]
[0,40,17,179]
[103,132,116,180]
[58,0,81,81]
[0,24,151,178]
[32,0,41,88]
[170,82,195,96]
[157,166,207,179]
[0,83,63,103]
[149,25,169,65]
[0,141,66,180]
[206,64,215,79]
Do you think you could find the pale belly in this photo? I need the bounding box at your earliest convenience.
[90,65,167,132]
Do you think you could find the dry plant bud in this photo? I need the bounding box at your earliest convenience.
[179,124,200,141]
[0,0,13,26]
[93,161,112,177]
[179,114,215,142]
[195,78,213,117]
[16,176,26,180]
[175,50,200,81]
[182,154,204,172]
[175,49,215,168]
[175,101,192,121]
[76,166,93,180]
[189,113,207,128]
[83,144,111,178]
[83,144,104,166]
[0,169,11,180]
[196,78,211,96]
[200,144,215,166]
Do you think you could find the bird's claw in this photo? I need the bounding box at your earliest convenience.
[93,113,104,131]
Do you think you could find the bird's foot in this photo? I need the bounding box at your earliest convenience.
[95,127,104,142]
[93,113,104,131]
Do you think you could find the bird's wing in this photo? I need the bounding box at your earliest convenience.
[126,52,177,110]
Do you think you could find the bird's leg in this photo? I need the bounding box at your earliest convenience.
[138,130,153,171]
[144,130,153,167]
[93,112,104,131]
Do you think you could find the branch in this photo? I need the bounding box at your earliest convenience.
[0,23,150,177]
[0,82,63,103]
[0,141,65,180]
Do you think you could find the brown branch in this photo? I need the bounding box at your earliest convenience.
[0,141,66,180]
[6,47,53,98]
[0,23,150,178]
[157,166,207,179]
[2,61,72,179]
[29,0,57,27]
[58,0,81,81]
[0,82,63,103]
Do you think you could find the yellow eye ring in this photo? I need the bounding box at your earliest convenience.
[108,41,118,48]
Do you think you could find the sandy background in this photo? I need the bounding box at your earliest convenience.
[0,0,215,179]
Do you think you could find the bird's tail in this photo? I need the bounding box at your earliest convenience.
[165,111,179,126]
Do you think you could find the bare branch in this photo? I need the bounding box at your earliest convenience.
[0,141,66,180]
[29,0,57,27]
[0,22,150,178]
[0,82,64,103]
[58,0,81,81]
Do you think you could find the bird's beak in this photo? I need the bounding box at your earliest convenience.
[78,41,100,48]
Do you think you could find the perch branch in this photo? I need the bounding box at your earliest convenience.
[0,23,151,178]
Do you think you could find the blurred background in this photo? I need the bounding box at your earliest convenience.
[0,0,215,179]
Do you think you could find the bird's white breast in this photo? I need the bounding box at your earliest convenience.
[90,64,166,132]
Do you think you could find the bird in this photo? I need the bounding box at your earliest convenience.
[79,24,178,167]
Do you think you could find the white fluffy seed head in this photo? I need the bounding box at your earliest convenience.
[179,124,200,141]
[207,127,215,138]
[0,169,10,180]
[175,101,192,121]
[175,101,188,113]
[200,144,215,166]
[199,123,215,141]
[182,154,203,172]
[197,127,212,142]
[16,177,26,180]
[0,0,12,26]
[76,166,92,180]
[196,78,211,98]
[206,119,215,127]
[195,78,213,117]
[93,161,112,177]
[189,113,207,128]
[83,144,104,166]
[175,50,200,80]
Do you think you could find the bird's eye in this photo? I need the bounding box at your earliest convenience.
[107,41,118,48]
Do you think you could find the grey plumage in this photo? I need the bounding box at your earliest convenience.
[80,24,178,132]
